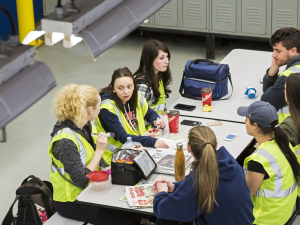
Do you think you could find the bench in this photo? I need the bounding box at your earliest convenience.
[44,212,87,225]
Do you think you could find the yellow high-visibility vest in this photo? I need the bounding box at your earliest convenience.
[244,139,297,224]
[48,128,96,202]
[278,65,300,123]
[97,94,149,166]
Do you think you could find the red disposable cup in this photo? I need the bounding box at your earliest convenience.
[167,110,180,133]
[201,87,213,106]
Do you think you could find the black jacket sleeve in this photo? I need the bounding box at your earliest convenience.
[99,109,157,147]
[261,68,287,110]
[52,139,91,189]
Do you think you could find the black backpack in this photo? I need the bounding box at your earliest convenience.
[2,175,56,225]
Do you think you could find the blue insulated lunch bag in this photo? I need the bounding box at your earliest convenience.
[179,59,233,100]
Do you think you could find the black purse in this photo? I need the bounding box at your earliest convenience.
[111,149,157,185]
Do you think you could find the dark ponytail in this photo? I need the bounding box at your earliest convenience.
[251,119,300,182]
[273,122,300,182]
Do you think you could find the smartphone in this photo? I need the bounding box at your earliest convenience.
[174,104,196,111]
[180,120,202,126]
[224,133,238,141]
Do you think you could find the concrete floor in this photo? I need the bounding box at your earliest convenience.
[1,30,299,224]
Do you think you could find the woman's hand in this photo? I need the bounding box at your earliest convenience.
[96,132,108,153]
[153,176,175,193]
[154,118,166,129]
[155,139,169,148]
[156,182,168,193]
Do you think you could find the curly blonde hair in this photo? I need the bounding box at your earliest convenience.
[53,84,99,127]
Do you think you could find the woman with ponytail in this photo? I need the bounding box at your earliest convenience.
[280,73,300,155]
[238,101,300,225]
[49,84,142,225]
[152,125,254,225]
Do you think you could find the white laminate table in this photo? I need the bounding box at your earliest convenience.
[76,116,252,214]
[170,49,285,123]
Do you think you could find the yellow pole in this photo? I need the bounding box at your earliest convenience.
[16,0,42,47]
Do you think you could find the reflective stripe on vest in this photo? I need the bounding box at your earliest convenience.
[51,128,87,173]
[289,66,300,73]
[101,99,124,127]
[91,119,97,130]
[154,104,165,112]
[254,148,296,198]
[295,146,300,156]
[278,106,290,114]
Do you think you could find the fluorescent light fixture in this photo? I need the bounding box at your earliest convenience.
[0,42,56,129]
[77,0,171,58]
[22,30,45,45]
[23,0,170,59]
[45,32,64,46]
[63,34,83,48]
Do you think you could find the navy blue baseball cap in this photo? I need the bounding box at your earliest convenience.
[237,101,278,127]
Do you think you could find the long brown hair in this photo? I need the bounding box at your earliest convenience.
[134,39,172,99]
[100,67,138,113]
[250,119,300,182]
[286,73,300,135]
[188,125,219,213]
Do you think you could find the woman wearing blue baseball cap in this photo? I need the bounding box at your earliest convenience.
[237,101,300,225]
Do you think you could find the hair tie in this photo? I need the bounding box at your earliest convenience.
[204,142,211,147]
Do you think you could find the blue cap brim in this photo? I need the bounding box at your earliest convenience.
[237,106,249,117]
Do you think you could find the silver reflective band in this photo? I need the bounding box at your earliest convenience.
[101,99,124,127]
[254,148,297,198]
[154,104,165,112]
[278,105,289,114]
[295,146,300,155]
[139,95,145,109]
[107,143,120,154]
[289,66,300,73]
[52,128,87,168]
[92,119,97,129]
[51,166,68,175]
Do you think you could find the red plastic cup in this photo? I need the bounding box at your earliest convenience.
[167,110,180,133]
[201,87,213,106]
[86,171,109,192]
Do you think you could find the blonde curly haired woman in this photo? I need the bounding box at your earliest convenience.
[48,84,143,225]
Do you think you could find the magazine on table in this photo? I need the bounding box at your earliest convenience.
[119,180,151,202]
[125,184,156,208]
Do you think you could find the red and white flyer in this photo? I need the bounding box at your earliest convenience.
[125,184,156,208]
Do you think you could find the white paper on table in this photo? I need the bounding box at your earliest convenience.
[157,138,188,150]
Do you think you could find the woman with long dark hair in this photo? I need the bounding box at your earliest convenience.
[238,101,300,225]
[152,125,254,225]
[97,67,169,167]
[134,39,172,115]
[280,73,300,152]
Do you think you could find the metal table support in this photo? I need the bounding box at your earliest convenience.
[1,127,6,143]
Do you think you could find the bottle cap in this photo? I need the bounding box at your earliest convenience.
[176,142,183,149]
[127,137,132,141]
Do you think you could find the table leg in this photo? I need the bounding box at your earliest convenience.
[1,127,6,143]
[210,34,215,60]
[206,34,211,59]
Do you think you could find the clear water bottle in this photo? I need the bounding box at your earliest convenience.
[124,137,134,149]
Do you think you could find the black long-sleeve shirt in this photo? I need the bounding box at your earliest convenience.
[261,54,300,110]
